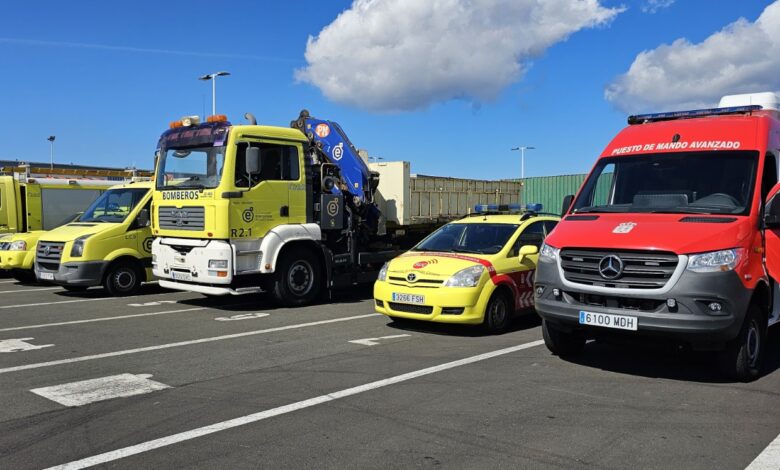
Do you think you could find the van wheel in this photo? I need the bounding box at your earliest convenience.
[542,319,586,356]
[271,249,322,307]
[718,303,766,382]
[103,261,142,297]
[483,291,512,334]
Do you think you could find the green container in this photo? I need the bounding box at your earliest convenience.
[521,174,587,214]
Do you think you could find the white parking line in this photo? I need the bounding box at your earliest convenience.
[0,307,208,332]
[45,339,544,470]
[746,432,780,470]
[31,373,170,407]
[0,287,61,294]
[0,313,381,375]
[0,297,121,310]
[0,279,19,284]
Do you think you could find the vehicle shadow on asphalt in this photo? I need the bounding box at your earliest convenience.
[384,312,542,337]
[51,283,174,298]
[559,328,780,384]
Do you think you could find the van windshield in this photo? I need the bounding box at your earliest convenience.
[572,151,758,215]
[79,188,149,223]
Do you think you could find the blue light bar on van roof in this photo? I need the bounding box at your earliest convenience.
[627,105,762,125]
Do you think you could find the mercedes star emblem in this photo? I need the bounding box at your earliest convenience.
[598,254,624,280]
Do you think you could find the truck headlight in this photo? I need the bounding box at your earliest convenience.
[539,243,560,262]
[8,240,27,251]
[208,259,228,269]
[70,235,91,257]
[377,262,389,282]
[686,248,743,273]
[443,265,484,288]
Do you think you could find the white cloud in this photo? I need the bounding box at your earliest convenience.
[296,0,622,112]
[606,1,780,113]
[641,0,675,14]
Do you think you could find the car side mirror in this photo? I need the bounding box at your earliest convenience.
[518,244,538,262]
[561,194,574,217]
[764,183,780,228]
[136,208,150,228]
[246,147,261,175]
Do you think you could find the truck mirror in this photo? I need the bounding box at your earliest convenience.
[561,194,574,216]
[246,147,261,175]
[136,208,150,228]
[518,244,538,262]
[764,184,780,228]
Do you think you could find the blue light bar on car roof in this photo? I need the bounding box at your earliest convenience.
[627,105,762,125]
[525,203,543,213]
[474,204,523,213]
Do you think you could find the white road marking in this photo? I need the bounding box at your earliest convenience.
[45,339,544,470]
[0,307,207,332]
[0,279,20,284]
[31,373,170,407]
[128,300,179,307]
[0,338,54,353]
[0,297,119,310]
[0,287,60,294]
[349,334,411,346]
[0,313,380,375]
[214,313,269,322]
[746,432,780,470]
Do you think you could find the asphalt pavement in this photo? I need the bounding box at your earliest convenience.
[0,278,778,469]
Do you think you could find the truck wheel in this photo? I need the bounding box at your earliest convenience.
[718,303,766,382]
[103,261,142,297]
[542,319,585,356]
[483,291,512,334]
[271,249,322,307]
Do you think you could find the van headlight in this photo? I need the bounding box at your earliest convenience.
[443,265,484,287]
[377,262,389,282]
[70,235,91,257]
[8,240,27,251]
[539,243,560,262]
[686,248,743,273]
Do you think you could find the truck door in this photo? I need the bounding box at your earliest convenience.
[231,141,300,239]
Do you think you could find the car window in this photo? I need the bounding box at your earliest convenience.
[509,220,555,256]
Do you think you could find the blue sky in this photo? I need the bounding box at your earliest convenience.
[0,1,774,179]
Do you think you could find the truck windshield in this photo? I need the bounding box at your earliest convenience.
[156,146,225,190]
[79,188,149,223]
[572,151,758,215]
[413,223,519,254]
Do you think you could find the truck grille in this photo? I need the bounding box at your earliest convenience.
[37,241,65,271]
[158,206,205,231]
[560,248,679,290]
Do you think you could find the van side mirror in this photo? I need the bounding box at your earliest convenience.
[561,195,574,217]
[246,147,261,175]
[764,183,780,228]
[518,244,538,262]
[136,208,150,228]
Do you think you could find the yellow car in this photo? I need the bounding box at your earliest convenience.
[374,205,559,333]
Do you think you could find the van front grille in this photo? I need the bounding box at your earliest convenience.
[560,248,679,290]
[36,241,65,271]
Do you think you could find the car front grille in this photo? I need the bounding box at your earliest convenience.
[157,206,205,231]
[388,302,434,314]
[560,248,679,290]
[36,241,65,271]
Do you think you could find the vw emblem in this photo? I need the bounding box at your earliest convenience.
[44,245,51,256]
[598,254,624,280]
[406,273,417,282]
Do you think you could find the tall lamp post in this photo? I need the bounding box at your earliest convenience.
[47,136,56,170]
[511,146,535,204]
[198,71,230,116]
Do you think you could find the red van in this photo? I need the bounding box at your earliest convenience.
[534,92,780,381]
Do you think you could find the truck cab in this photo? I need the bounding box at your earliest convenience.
[35,180,154,295]
[534,92,780,381]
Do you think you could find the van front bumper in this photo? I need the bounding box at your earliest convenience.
[35,261,108,286]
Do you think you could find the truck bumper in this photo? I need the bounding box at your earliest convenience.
[152,238,234,286]
[35,261,108,287]
[534,260,751,347]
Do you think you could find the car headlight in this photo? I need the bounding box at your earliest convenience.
[8,240,27,251]
[443,265,485,287]
[208,259,228,269]
[377,262,389,282]
[70,235,91,257]
[686,248,744,273]
[539,243,560,262]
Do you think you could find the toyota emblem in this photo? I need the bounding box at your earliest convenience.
[406,273,417,282]
[598,254,624,280]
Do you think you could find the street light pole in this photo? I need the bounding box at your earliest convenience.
[47,136,56,170]
[511,146,535,205]
[198,71,230,116]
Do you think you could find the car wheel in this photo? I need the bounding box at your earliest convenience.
[271,249,322,307]
[542,319,586,356]
[718,303,765,382]
[103,261,142,296]
[483,291,512,334]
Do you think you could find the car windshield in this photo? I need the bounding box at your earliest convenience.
[79,188,149,223]
[156,146,226,190]
[572,151,758,215]
[413,223,519,254]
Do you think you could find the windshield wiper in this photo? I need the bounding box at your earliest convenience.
[173,183,206,190]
